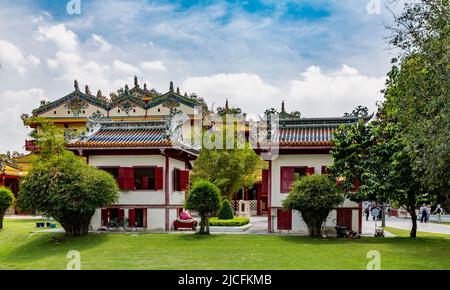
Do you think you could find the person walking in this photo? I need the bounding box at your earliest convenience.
[420,204,428,223]
[364,203,370,221]
[433,204,445,224]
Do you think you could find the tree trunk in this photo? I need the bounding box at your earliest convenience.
[0,215,3,229]
[57,213,93,237]
[199,213,208,234]
[408,205,417,238]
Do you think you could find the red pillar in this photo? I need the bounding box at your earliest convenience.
[165,156,170,231]
[267,160,272,232]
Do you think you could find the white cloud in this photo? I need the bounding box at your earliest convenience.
[27,54,41,66]
[0,39,27,74]
[34,24,78,51]
[113,60,141,75]
[91,34,112,52]
[0,88,45,153]
[47,51,110,91]
[140,61,167,71]
[182,73,282,114]
[287,65,385,117]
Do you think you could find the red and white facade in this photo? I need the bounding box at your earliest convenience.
[258,115,369,234]
[67,119,197,231]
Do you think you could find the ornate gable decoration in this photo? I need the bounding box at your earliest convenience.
[64,95,89,116]
[111,94,146,115]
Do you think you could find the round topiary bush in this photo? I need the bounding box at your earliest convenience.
[218,199,234,220]
[0,186,15,229]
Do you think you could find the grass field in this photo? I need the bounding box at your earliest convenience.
[1,219,450,270]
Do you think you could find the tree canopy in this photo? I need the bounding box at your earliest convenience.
[283,175,343,237]
[0,187,15,229]
[191,124,262,199]
[185,180,221,234]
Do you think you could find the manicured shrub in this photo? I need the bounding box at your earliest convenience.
[18,153,119,236]
[218,199,234,220]
[283,175,343,237]
[209,217,250,227]
[0,186,15,229]
[185,180,221,234]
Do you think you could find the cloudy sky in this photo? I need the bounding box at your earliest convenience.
[0,0,404,153]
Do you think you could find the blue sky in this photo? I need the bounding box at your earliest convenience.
[0,0,402,152]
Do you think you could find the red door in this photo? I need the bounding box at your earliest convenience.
[336,209,353,230]
[277,209,292,230]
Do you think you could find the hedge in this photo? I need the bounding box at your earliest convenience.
[209,217,250,227]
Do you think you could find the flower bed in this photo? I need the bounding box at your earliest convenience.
[209,217,250,227]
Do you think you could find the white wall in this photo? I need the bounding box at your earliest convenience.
[271,154,332,207]
[270,154,360,233]
[38,102,108,118]
[148,208,165,229]
[108,105,146,117]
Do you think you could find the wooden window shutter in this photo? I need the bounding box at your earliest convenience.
[101,209,108,226]
[173,168,180,191]
[179,170,189,191]
[128,209,135,227]
[262,169,269,194]
[155,167,163,190]
[280,167,294,193]
[306,167,315,176]
[118,167,134,190]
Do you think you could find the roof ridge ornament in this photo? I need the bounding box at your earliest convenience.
[170,81,174,92]
[85,85,91,95]
[134,75,139,88]
[74,79,79,91]
[176,87,180,95]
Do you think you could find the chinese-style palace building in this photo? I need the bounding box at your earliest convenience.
[257,102,372,234]
[23,76,370,233]
[0,158,26,214]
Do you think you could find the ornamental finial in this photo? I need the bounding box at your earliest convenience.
[74,79,79,91]
[85,85,91,95]
[125,84,129,93]
[97,90,102,98]
[143,83,147,91]
[176,87,180,94]
[170,81,174,92]
[225,99,229,110]
[134,75,138,88]
[281,100,286,113]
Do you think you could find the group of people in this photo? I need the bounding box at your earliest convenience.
[420,204,445,223]
[364,203,383,221]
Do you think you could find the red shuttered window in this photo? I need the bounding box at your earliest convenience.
[277,209,292,230]
[128,209,135,227]
[280,167,294,193]
[179,170,189,191]
[174,168,190,191]
[306,167,315,176]
[118,167,134,190]
[155,167,163,190]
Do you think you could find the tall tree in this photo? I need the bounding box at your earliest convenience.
[191,124,262,199]
[0,187,15,229]
[384,0,450,203]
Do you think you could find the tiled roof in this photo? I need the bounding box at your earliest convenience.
[67,121,171,148]
[269,115,372,147]
[276,126,337,146]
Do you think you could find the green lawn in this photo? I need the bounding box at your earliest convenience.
[384,226,450,238]
[1,219,450,270]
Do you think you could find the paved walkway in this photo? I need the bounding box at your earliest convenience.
[385,216,450,235]
[361,215,450,236]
